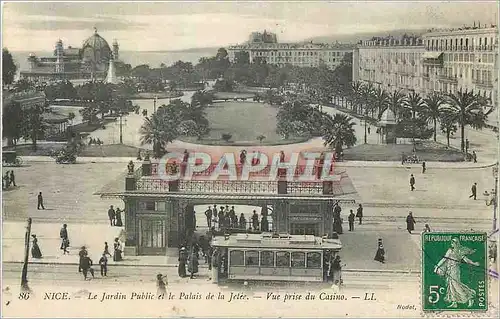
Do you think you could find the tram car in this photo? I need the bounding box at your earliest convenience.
[211,232,342,283]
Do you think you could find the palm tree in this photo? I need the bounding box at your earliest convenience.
[349,81,363,113]
[373,87,389,120]
[385,90,406,121]
[443,91,488,151]
[322,113,357,155]
[139,105,181,158]
[421,92,445,141]
[404,92,425,120]
[439,110,458,147]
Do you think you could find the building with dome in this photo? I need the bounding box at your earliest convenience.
[20,28,120,82]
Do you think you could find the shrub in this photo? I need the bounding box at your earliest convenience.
[221,133,232,142]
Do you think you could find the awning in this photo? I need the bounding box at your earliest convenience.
[97,191,356,204]
[422,51,443,59]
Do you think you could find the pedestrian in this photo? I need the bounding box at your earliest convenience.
[37,192,45,210]
[356,204,363,225]
[188,248,199,279]
[193,210,197,229]
[205,206,212,228]
[115,208,123,227]
[406,212,416,234]
[409,174,415,191]
[108,205,116,226]
[10,170,16,187]
[472,151,477,163]
[4,172,10,188]
[60,224,69,254]
[401,153,405,165]
[113,237,122,261]
[251,210,259,230]
[103,242,112,257]
[239,213,246,229]
[424,224,431,232]
[374,238,385,263]
[178,247,187,278]
[81,255,95,280]
[348,210,355,231]
[469,182,477,200]
[212,205,218,230]
[78,246,88,272]
[156,274,167,296]
[422,161,426,174]
[31,234,42,258]
[332,255,343,285]
[368,126,371,134]
[99,253,108,277]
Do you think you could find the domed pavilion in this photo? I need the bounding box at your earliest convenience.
[20,28,120,82]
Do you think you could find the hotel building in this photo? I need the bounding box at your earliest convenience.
[227,31,354,69]
[353,25,498,110]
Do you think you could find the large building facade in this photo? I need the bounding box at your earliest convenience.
[228,31,354,69]
[20,29,120,82]
[353,34,425,95]
[353,26,498,109]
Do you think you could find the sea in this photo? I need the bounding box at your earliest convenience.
[11,49,215,76]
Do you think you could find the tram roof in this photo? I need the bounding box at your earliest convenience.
[211,233,342,251]
[98,191,356,204]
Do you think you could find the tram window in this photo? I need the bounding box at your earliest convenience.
[230,250,244,266]
[246,251,259,267]
[291,252,306,268]
[276,251,290,267]
[260,251,274,267]
[306,252,322,268]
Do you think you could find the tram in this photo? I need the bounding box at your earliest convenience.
[211,232,342,283]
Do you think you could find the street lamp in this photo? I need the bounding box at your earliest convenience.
[153,95,157,114]
[119,113,127,144]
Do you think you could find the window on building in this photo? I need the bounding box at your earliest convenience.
[465,38,469,48]
[485,37,488,46]
[230,250,244,266]
[140,201,157,211]
[306,252,322,268]
[460,38,463,47]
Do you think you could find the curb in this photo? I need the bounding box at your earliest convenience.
[3,261,416,274]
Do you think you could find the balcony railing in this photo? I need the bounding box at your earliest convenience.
[472,79,494,88]
[150,162,332,179]
[438,75,458,83]
[423,60,443,67]
[135,178,328,195]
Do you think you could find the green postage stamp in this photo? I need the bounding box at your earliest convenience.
[422,232,488,312]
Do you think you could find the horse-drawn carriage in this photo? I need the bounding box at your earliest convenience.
[2,151,23,167]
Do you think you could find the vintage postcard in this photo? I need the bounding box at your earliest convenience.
[1,1,499,318]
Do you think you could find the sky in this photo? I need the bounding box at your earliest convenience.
[1,1,498,52]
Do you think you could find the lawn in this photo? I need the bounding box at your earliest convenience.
[343,141,464,162]
[180,101,303,145]
[213,92,255,100]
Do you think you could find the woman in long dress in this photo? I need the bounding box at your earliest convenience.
[187,249,199,279]
[31,235,42,258]
[113,237,123,261]
[434,238,479,308]
[115,208,123,227]
[374,239,385,263]
[178,247,187,278]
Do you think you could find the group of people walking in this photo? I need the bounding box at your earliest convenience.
[204,205,270,232]
[88,137,103,145]
[333,204,363,234]
[107,205,123,227]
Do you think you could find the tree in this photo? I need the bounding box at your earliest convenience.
[21,103,50,150]
[443,91,488,151]
[439,110,458,147]
[221,133,232,143]
[257,135,266,143]
[322,113,357,154]
[139,104,181,158]
[349,81,363,113]
[2,48,17,85]
[403,92,425,120]
[385,90,406,121]
[372,87,389,120]
[421,92,445,141]
[2,101,23,146]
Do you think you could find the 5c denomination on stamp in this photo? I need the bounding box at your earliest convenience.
[421,232,488,312]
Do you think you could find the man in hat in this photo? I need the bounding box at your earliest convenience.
[37,192,45,210]
[99,253,108,277]
[469,182,477,200]
[409,174,415,191]
[78,246,88,273]
[356,204,363,225]
[60,224,69,254]
[178,247,187,278]
[348,210,355,231]
[204,206,212,228]
[81,254,95,280]
[406,212,416,234]
[108,205,116,226]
